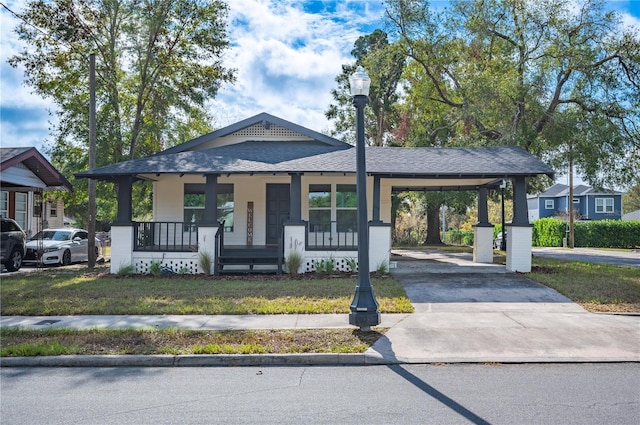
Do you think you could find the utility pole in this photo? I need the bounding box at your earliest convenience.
[568,156,575,249]
[88,53,97,268]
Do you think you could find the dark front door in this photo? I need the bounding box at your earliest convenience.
[266,184,290,245]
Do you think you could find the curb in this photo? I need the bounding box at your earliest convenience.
[0,353,396,368]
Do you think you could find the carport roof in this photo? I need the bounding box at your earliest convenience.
[76,142,554,185]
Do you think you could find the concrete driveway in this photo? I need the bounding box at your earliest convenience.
[366,249,640,363]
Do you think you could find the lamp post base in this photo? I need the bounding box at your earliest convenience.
[349,311,381,331]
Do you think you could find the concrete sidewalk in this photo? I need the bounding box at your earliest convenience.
[1,249,639,366]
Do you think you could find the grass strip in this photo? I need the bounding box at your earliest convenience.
[528,257,640,313]
[0,270,413,315]
[0,328,385,356]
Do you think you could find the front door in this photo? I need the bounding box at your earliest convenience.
[266,184,290,245]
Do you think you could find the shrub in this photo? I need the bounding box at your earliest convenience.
[148,260,162,276]
[199,251,213,276]
[285,250,303,274]
[312,257,335,273]
[345,257,358,272]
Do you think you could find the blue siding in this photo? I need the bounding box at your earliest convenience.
[532,193,621,221]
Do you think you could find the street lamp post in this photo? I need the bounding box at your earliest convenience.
[348,66,380,331]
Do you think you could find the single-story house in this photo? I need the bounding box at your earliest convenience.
[528,183,624,222]
[76,113,555,274]
[0,147,72,235]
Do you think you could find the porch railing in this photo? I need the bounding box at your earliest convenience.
[306,221,357,250]
[134,222,198,252]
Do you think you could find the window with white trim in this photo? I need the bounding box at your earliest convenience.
[336,184,357,232]
[573,198,580,204]
[545,199,554,209]
[595,197,614,213]
[15,192,27,230]
[0,191,7,217]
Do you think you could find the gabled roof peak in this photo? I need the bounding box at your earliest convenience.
[159,112,349,155]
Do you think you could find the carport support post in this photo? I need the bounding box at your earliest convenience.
[473,187,494,263]
[506,176,533,272]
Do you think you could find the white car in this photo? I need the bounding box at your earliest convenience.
[24,228,99,266]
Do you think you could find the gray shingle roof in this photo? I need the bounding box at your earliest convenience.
[538,183,623,197]
[1,147,72,191]
[76,142,554,180]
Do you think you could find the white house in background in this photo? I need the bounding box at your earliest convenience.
[76,113,555,274]
[0,147,72,235]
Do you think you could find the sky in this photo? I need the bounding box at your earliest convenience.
[1,0,639,159]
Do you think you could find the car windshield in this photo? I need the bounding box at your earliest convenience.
[32,230,72,241]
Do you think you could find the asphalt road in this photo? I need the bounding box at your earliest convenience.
[1,364,638,424]
[532,247,640,268]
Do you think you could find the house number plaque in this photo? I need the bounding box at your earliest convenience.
[246,201,254,246]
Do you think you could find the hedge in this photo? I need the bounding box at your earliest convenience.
[532,218,640,249]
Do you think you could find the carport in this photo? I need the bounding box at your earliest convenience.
[366,146,555,272]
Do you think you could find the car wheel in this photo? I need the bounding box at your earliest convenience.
[5,248,23,272]
[61,249,72,266]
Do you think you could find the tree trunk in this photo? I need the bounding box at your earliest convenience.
[424,203,444,245]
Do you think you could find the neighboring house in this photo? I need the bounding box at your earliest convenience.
[77,113,555,274]
[528,183,623,221]
[0,147,72,235]
[622,209,640,221]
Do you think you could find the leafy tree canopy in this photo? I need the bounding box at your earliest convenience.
[385,0,639,189]
[9,0,236,226]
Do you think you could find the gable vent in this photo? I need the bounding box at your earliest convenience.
[235,123,302,138]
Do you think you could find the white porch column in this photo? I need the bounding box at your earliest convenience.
[369,223,392,272]
[110,225,134,274]
[506,225,533,272]
[506,176,533,272]
[284,223,306,273]
[198,226,216,275]
[473,226,494,263]
[473,187,493,263]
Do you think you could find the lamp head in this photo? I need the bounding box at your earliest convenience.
[349,66,371,96]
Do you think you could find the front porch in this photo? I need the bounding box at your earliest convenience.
[112,219,393,275]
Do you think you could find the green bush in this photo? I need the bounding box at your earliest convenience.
[445,229,474,246]
[575,220,640,249]
[532,218,640,248]
[532,218,566,247]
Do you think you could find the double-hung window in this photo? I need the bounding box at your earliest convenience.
[544,199,554,209]
[595,198,614,213]
[308,184,331,232]
[336,185,357,232]
[184,183,234,231]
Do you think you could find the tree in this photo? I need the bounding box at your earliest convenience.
[623,183,640,214]
[325,29,405,146]
[385,0,640,188]
[9,0,236,226]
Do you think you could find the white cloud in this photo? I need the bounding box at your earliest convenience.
[1,0,385,151]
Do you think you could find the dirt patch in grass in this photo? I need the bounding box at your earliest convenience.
[0,328,386,357]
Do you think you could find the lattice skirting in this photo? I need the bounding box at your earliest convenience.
[134,257,200,274]
[304,257,357,273]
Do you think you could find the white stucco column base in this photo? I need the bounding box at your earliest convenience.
[198,226,217,275]
[283,223,307,274]
[506,225,533,273]
[473,225,494,263]
[369,223,392,273]
[110,225,134,274]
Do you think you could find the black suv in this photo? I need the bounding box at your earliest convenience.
[1,217,26,272]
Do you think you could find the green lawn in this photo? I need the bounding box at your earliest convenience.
[0,268,414,315]
[528,257,640,313]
